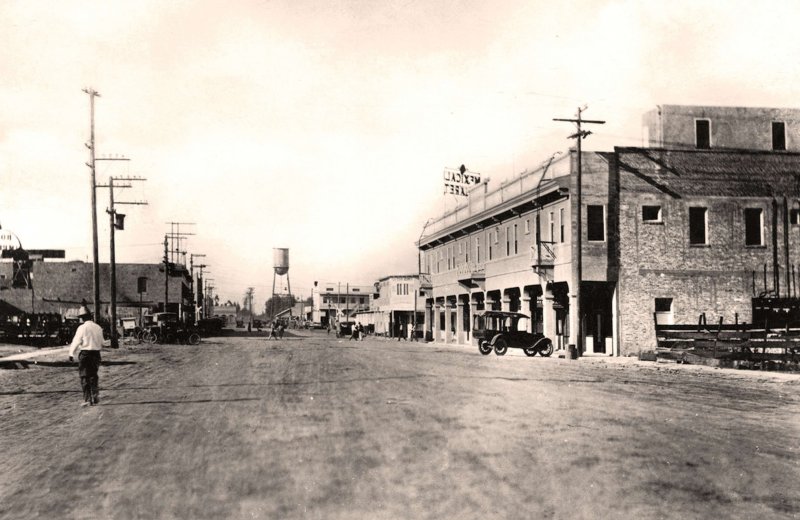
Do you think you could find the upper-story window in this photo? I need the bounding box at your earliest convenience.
[791,208,800,226]
[642,205,662,223]
[513,224,518,254]
[559,208,565,242]
[476,237,481,263]
[549,211,555,242]
[696,119,711,149]
[772,122,787,151]
[587,205,605,242]
[744,208,764,246]
[524,218,530,234]
[689,207,707,245]
[505,226,510,256]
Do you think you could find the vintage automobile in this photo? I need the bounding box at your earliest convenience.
[142,312,200,345]
[472,310,553,357]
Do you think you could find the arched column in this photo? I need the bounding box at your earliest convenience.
[456,299,465,343]
[521,292,532,332]
[444,300,454,343]
[424,300,433,342]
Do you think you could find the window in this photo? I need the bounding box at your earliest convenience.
[654,298,674,325]
[360,297,365,304]
[696,119,711,149]
[559,208,565,243]
[772,122,786,151]
[325,288,334,292]
[655,298,672,312]
[642,205,662,222]
[352,288,360,292]
[524,219,530,234]
[791,208,800,226]
[587,205,605,242]
[689,207,707,245]
[513,224,518,254]
[476,237,480,262]
[506,226,510,256]
[549,212,555,242]
[744,208,764,246]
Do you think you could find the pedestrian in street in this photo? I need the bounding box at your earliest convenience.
[357,322,364,341]
[278,320,285,339]
[68,306,105,406]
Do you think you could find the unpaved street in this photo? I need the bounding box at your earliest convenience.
[1,331,799,519]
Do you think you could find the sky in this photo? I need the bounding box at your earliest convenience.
[2,0,800,306]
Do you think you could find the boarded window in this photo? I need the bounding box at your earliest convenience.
[642,205,662,222]
[696,119,710,149]
[772,122,786,151]
[689,207,707,245]
[587,205,605,241]
[744,208,763,246]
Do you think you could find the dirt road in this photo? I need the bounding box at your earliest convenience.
[1,331,799,519]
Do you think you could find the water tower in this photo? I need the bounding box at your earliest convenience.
[272,248,292,320]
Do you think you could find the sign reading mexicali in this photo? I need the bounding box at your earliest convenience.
[443,164,481,196]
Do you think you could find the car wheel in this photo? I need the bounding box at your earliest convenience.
[188,333,201,345]
[494,339,508,356]
[144,331,157,344]
[523,347,536,357]
[478,341,493,355]
[537,339,554,357]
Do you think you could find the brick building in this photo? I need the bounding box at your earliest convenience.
[0,258,192,322]
[419,105,800,355]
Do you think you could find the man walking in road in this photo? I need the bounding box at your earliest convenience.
[68,306,105,406]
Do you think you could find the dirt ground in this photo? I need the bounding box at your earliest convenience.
[1,331,799,520]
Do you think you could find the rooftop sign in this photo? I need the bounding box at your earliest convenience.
[443,165,481,196]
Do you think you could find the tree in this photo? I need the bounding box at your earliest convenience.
[264,294,297,318]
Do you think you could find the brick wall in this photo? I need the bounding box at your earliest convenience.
[614,149,800,354]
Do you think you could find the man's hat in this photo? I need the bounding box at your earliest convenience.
[77,305,92,319]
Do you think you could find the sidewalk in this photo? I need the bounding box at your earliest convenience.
[0,344,70,362]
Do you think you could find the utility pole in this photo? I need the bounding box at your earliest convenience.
[97,174,146,348]
[83,88,101,319]
[163,235,169,312]
[190,254,206,324]
[554,106,604,357]
[417,218,433,341]
[165,222,195,264]
[196,265,208,320]
[246,287,254,331]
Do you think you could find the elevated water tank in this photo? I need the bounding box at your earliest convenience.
[273,248,289,275]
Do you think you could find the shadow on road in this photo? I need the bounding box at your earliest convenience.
[101,397,263,406]
[27,360,139,368]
